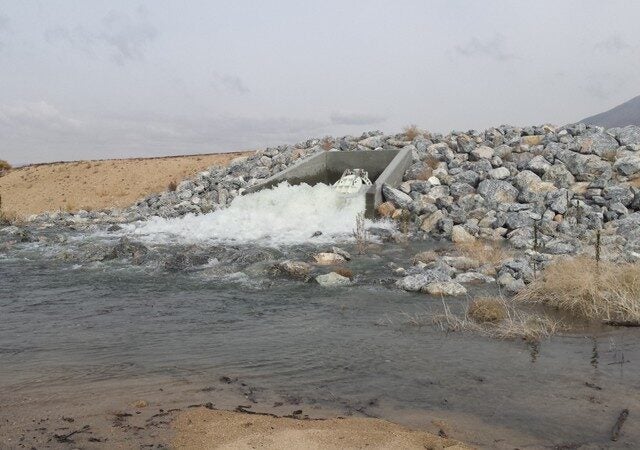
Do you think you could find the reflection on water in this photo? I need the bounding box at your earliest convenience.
[1,228,639,448]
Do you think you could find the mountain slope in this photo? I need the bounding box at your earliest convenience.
[581,95,640,127]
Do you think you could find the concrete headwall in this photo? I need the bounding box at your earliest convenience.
[243,148,412,217]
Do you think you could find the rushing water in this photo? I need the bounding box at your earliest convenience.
[1,184,639,448]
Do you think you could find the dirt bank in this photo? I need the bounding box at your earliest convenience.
[173,408,469,449]
[0,152,251,218]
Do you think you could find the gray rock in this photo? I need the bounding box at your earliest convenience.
[542,164,575,188]
[477,180,519,204]
[613,155,640,177]
[272,260,311,280]
[616,126,640,146]
[526,155,552,175]
[489,167,510,180]
[316,272,351,287]
[424,281,467,296]
[395,269,451,292]
[382,184,412,208]
[455,272,495,284]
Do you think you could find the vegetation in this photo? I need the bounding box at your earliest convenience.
[455,239,512,268]
[320,136,334,151]
[516,256,640,325]
[431,297,563,342]
[467,297,507,323]
[0,159,11,172]
[168,180,178,192]
[403,124,422,141]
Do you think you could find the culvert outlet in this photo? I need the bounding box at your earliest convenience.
[243,148,413,218]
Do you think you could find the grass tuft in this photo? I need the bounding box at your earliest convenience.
[0,160,12,172]
[516,257,640,325]
[455,240,512,268]
[167,180,177,192]
[403,125,422,141]
[468,297,507,323]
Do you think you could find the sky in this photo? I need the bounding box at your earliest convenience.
[1,0,639,164]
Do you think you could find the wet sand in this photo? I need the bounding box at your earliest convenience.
[0,152,251,219]
[0,376,469,449]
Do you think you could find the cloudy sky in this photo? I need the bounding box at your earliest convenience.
[1,0,639,164]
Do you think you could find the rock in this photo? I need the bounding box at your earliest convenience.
[576,131,619,156]
[412,251,439,264]
[163,252,210,271]
[513,170,556,202]
[442,256,480,270]
[313,252,346,265]
[396,270,451,292]
[424,281,467,296]
[331,246,352,261]
[420,210,444,233]
[377,201,396,218]
[613,155,640,177]
[470,145,494,160]
[521,135,544,146]
[103,237,148,265]
[451,225,475,244]
[272,260,311,280]
[477,180,519,204]
[526,155,551,175]
[358,135,385,149]
[455,272,495,284]
[316,272,351,287]
[382,184,412,208]
[616,125,640,146]
[489,167,510,180]
[542,164,575,188]
[496,272,525,293]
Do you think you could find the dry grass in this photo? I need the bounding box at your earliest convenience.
[468,297,507,323]
[168,180,178,192]
[403,125,422,141]
[432,298,562,342]
[516,257,640,325]
[353,212,368,254]
[455,240,512,268]
[320,136,334,151]
[0,160,11,171]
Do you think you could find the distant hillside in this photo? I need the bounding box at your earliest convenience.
[582,95,640,128]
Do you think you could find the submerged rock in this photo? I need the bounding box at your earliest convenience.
[163,252,210,271]
[313,252,346,265]
[103,237,149,265]
[271,260,311,280]
[316,272,351,287]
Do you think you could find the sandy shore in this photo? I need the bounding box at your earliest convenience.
[173,408,469,449]
[0,152,251,219]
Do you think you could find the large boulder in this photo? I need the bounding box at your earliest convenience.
[576,131,619,157]
[613,155,640,177]
[382,184,412,208]
[616,126,640,147]
[477,180,519,204]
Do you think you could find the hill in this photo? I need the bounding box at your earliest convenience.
[582,95,640,127]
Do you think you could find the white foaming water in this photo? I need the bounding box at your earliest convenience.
[125,182,390,246]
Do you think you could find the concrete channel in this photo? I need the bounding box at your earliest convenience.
[243,148,413,218]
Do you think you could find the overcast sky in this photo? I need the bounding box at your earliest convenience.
[1,0,639,164]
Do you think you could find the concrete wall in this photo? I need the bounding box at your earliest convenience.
[243,148,412,217]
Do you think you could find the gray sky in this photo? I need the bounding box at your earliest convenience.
[1,0,639,164]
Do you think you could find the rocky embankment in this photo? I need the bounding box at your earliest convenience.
[10,123,640,294]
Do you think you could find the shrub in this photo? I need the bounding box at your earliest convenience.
[168,180,178,192]
[424,155,440,170]
[516,257,640,325]
[0,160,11,171]
[403,125,422,141]
[468,297,507,323]
[320,136,334,151]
